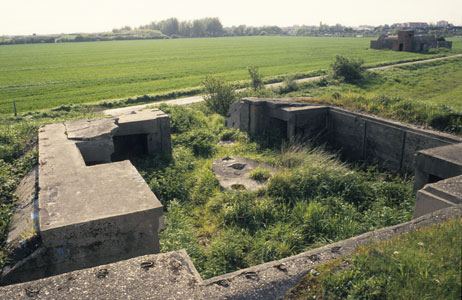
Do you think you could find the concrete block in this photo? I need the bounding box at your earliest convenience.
[414,143,462,190]
[414,176,462,218]
[2,110,170,285]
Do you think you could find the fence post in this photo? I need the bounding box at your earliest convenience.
[13,101,17,116]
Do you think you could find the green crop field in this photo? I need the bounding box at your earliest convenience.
[1,36,461,114]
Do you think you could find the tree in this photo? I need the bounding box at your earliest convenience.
[192,19,206,37]
[330,55,365,83]
[247,66,264,91]
[204,17,224,37]
[160,18,179,36]
[203,76,237,116]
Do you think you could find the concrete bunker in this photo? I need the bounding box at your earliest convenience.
[1,109,171,285]
[1,100,461,298]
[370,30,452,52]
[226,98,462,218]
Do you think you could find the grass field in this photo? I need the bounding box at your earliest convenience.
[1,36,461,114]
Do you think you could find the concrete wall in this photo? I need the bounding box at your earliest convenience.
[370,37,397,50]
[437,40,452,49]
[327,108,459,172]
[2,109,170,285]
[227,99,460,174]
[226,98,462,219]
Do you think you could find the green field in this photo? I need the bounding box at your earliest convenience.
[1,36,461,113]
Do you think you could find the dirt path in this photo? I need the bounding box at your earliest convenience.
[103,54,462,116]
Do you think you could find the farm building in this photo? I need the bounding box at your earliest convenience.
[370,30,452,52]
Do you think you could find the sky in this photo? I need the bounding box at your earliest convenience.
[1,0,461,35]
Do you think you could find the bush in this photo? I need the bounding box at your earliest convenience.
[331,55,365,83]
[203,75,237,116]
[158,104,205,134]
[247,66,264,91]
[175,129,216,157]
[279,75,298,93]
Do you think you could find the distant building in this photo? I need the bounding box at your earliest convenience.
[398,22,429,29]
[436,20,449,27]
[370,30,452,52]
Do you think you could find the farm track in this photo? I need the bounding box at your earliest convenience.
[103,54,462,116]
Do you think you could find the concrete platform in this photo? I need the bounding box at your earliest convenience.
[2,109,170,285]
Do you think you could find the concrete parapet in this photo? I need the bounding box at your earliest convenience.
[0,205,460,299]
[1,109,170,285]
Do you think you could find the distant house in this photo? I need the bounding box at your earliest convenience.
[370,30,452,52]
[398,22,429,29]
[436,20,449,27]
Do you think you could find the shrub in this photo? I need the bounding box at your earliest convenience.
[279,75,298,93]
[175,129,216,157]
[202,75,237,116]
[331,55,365,83]
[158,103,205,134]
[247,66,264,91]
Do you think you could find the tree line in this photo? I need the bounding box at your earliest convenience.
[1,17,461,45]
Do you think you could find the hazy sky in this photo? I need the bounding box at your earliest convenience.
[1,0,461,35]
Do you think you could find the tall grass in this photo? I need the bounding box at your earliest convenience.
[286,219,462,300]
[285,57,462,135]
[133,104,415,279]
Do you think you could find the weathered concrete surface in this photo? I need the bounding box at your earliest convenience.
[5,167,39,252]
[227,98,461,174]
[2,110,170,285]
[116,109,171,155]
[414,176,462,218]
[327,107,460,172]
[414,143,462,191]
[212,157,275,191]
[1,205,460,300]
[65,118,119,164]
[1,167,41,285]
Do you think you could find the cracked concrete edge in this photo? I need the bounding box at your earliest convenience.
[200,204,462,299]
[1,205,460,299]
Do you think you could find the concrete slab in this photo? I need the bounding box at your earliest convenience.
[212,157,275,191]
[65,118,119,140]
